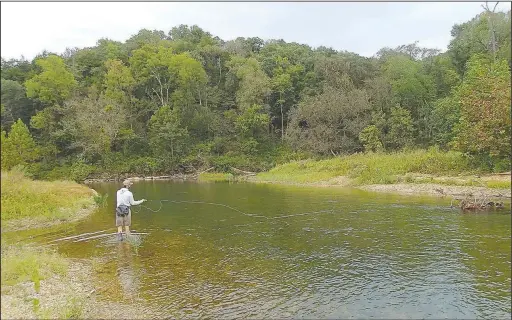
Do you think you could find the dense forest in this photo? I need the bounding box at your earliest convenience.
[1,7,510,181]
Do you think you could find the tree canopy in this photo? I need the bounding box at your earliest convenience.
[1,7,510,178]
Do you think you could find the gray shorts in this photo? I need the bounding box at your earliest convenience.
[116,209,131,227]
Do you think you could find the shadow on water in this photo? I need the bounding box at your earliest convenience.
[4,180,511,319]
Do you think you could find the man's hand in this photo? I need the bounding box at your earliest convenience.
[142,199,147,202]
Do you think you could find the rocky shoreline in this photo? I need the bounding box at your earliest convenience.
[83,172,511,202]
[83,173,198,184]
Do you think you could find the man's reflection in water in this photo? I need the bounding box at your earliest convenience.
[116,239,141,302]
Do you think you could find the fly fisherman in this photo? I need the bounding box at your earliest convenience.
[116,179,146,241]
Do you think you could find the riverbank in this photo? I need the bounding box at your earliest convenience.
[248,150,511,199]
[81,150,511,200]
[83,173,197,184]
[1,170,99,233]
[250,173,511,199]
[0,170,153,318]
[1,170,120,319]
[1,245,150,319]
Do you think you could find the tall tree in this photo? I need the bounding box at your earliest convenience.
[387,105,415,149]
[148,105,189,159]
[1,78,35,130]
[451,55,511,163]
[287,85,371,155]
[381,55,436,145]
[227,57,271,111]
[448,8,511,75]
[60,95,129,160]
[1,119,39,170]
[25,55,77,106]
[103,59,135,103]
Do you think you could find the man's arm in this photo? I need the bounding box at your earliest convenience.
[129,193,145,206]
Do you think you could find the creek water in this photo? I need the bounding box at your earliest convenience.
[6,181,511,318]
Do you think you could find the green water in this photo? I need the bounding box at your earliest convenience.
[8,181,512,318]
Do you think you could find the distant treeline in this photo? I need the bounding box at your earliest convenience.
[1,7,510,180]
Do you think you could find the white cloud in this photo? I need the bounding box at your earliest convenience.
[1,2,509,60]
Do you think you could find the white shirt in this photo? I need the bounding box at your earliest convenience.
[116,188,143,207]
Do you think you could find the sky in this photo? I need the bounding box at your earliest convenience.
[1,1,511,60]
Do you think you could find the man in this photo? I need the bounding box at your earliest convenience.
[116,179,146,241]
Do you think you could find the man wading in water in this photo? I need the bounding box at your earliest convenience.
[116,180,146,241]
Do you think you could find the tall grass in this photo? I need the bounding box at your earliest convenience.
[1,168,95,222]
[93,193,108,207]
[255,148,479,185]
[1,244,87,319]
[1,245,68,287]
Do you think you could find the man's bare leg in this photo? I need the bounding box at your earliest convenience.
[125,226,130,236]
[117,226,123,241]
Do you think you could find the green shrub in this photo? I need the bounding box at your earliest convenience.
[128,157,160,175]
[93,193,108,207]
[69,162,96,182]
[198,172,235,182]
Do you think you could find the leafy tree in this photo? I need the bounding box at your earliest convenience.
[424,54,461,98]
[2,119,39,170]
[287,85,371,155]
[103,59,135,103]
[387,105,415,150]
[130,45,206,110]
[67,47,105,90]
[359,125,384,152]
[130,44,175,107]
[168,24,217,52]
[1,78,35,129]
[60,95,129,160]
[431,96,460,149]
[377,41,440,61]
[235,104,269,139]
[1,57,36,83]
[148,105,189,158]
[124,29,167,53]
[0,129,6,168]
[451,56,511,162]
[234,104,270,155]
[96,38,128,62]
[25,55,77,105]
[196,44,230,88]
[448,10,511,75]
[227,57,271,111]
[272,71,292,139]
[382,55,436,145]
[315,53,377,89]
[170,53,208,109]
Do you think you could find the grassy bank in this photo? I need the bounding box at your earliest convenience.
[0,171,150,318]
[1,244,150,319]
[0,245,81,319]
[198,172,236,182]
[253,149,511,189]
[0,169,95,318]
[1,169,98,232]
